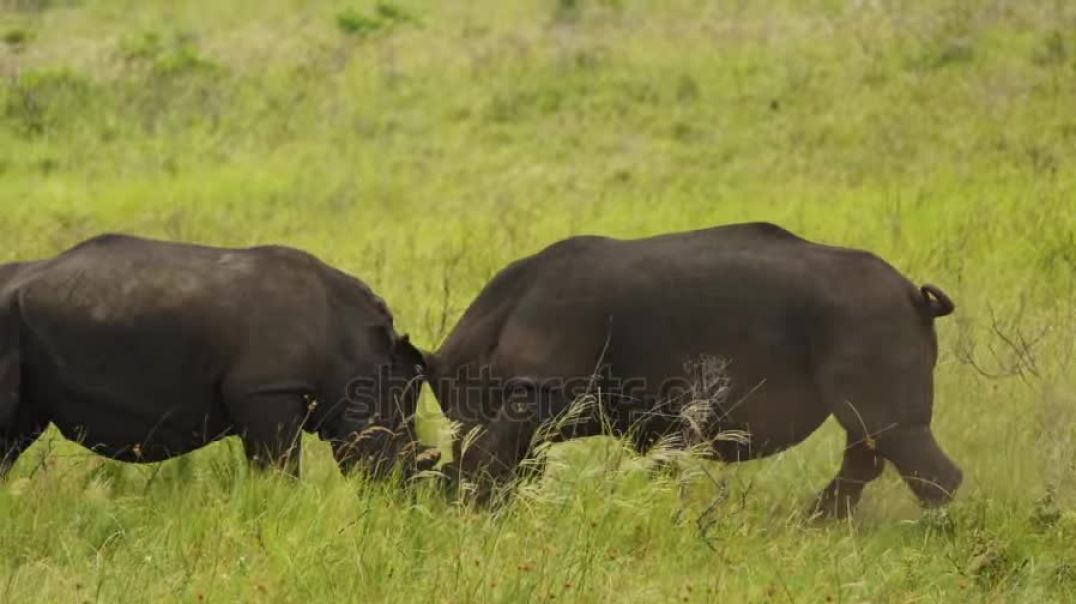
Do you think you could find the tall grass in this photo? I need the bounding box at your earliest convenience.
[1,0,1074,600]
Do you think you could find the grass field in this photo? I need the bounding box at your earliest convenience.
[1,0,1075,601]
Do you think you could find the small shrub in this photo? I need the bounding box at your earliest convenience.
[2,68,96,137]
[5,0,80,12]
[336,3,417,37]
[1030,488,1062,530]
[931,39,975,68]
[153,43,217,78]
[675,74,700,103]
[118,30,165,62]
[375,2,416,24]
[553,0,582,23]
[336,9,385,36]
[1032,30,1068,67]
[962,531,1029,592]
[908,4,977,71]
[118,30,219,79]
[551,0,620,23]
[2,28,33,52]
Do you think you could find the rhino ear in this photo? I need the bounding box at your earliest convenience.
[394,334,428,378]
[0,306,20,429]
[366,327,426,375]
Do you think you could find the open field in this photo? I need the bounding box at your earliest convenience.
[1,0,1075,600]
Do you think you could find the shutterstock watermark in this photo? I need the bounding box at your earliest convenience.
[339,356,734,428]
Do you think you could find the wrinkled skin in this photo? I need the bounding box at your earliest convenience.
[428,222,962,516]
[0,234,438,479]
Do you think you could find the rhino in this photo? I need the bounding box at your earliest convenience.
[426,222,962,516]
[0,234,437,479]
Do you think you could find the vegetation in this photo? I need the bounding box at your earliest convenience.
[1,0,1074,600]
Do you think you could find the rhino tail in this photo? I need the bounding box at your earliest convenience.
[920,284,955,318]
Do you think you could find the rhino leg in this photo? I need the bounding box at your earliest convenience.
[224,389,305,479]
[817,340,962,513]
[0,407,48,479]
[813,435,885,518]
[454,411,537,504]
[514,444,550,484]
[448,390,573,504]
[876,426,962,507]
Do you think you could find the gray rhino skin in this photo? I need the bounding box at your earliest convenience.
[0,234,436,479]
[428,222,962,516]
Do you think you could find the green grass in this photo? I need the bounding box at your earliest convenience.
[1,0,1075,600]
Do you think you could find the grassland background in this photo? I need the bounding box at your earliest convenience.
[1,0,1075,601]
